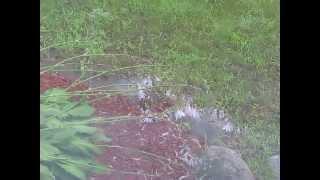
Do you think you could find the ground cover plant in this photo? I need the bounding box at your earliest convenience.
[40,88,110,180]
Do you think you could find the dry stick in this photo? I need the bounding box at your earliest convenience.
[40,89,129,97]
[46,155,105,170]
[40,53,157,74]
[40,92,113,98]
[65,64,165,91]
[109,169,160,177]
[40,84,198,101]
[83,84,138,91]
[98,144,170,162]
[88,94,113,103]
[66,116,136,124]
[41,70,189,94]
[41,90,136,104]
[97,144,175,173]
[40,69,139,73]
[40,52,89,74]
[46,155,159,177]
[40,40,90,52]
[46,62,121,66]
[40,62,112,70]
[84,86,159,104]
[97,144,189,171]
[40,116,138,131]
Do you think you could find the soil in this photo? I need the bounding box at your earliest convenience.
[40,72,206,180]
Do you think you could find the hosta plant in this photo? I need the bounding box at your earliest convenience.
[40,88,110,180]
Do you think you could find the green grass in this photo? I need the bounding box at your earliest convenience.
[41,0,280,179]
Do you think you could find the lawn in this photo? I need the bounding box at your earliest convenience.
[40,0,280,179]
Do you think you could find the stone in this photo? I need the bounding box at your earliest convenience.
[195,146,255,180]
[268,155,280,180]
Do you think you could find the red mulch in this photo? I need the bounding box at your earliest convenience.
[40,72,205,180]
[40,72,89,94]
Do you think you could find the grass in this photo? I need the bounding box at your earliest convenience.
[40,0,280,179]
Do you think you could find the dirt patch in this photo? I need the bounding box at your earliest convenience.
[41,72,206,180]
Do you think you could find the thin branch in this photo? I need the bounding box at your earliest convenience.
[97,144,170,162]
[65,64,165,91]
[40,40,90,52]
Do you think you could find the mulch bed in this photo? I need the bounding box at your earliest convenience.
[41,72,206,180]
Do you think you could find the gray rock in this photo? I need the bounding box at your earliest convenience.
[186,107,240,146]
[195,146,255,180]
[188,119,224,146]
[268,155,280,180]
[200,107,236,134]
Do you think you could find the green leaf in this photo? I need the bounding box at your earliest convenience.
[40,164,55,180]
[70,138,99,154]
[68,103,94,117]
[46,118,64,128]
[50,163,78,180]
[62,101,80,112]
[40,87,111,180]
[91,133,112,143]
[73,125,97,135]
[90,163,109,174]
[43,107,63,117]
[42,128,76,144]
[43,88,70,104]
[41,104,68,120]
[40,141,61,161]
[58,162,87,180]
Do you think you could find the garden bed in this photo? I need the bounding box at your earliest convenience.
[41,72,206,180]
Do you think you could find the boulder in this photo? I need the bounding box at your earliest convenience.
[195,146,255,180]
[268,155,280,180]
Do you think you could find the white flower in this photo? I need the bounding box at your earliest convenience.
[222,122,234,133]
[174,110,186,120]
[142,117,154,123]
[218,110,225,119]
[184,104,200,120]
[137,83,147,100]
[155,76,161,82]
[165,90,176,98]
[137,89,146,100]
[142,76,153,88]
[211,108,219,120]
[236,128,241,134]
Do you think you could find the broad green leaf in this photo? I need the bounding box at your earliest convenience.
[62,101,80,112]
[43,128,76,144]
[73,125,97,135]
[43,107,63,117]
[43,88,70,104]
[91,133,112,143]
[58,162,87,180]
[40,141,61,161]
[40,87,111,180]
[58,155,96,168]
[68,103,94,117]
[45,118,64,128]
[90,163,109,174]
[70,138,99,155]
[41,104,68,119]
[60,156,108,175]
[50,162,79,180]
[40,164,55,180]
